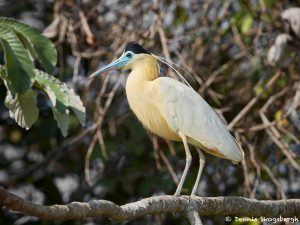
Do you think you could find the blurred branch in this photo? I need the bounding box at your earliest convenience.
[159,149,179,185]
[201,49,250,93]
[228,70,282,130]
[1,186,300,224]
[246,140,261,199]
[261,163,286,199]
[78,10,95,45]
[259,87,300,172]
[187,209,202,225]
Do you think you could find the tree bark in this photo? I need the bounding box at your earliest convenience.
[1,186,299,224]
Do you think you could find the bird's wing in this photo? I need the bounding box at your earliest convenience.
[157,77,243,163]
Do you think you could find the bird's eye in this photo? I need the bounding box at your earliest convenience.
[126,52,132,58]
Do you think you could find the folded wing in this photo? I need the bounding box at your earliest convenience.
[157,77,244,163]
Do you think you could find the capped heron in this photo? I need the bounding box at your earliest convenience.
[90,42,244,196]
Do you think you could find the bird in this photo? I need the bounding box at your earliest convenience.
[90,42,244,196]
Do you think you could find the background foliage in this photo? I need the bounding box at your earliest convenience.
[0,16,85,136]
[0,0,299,224]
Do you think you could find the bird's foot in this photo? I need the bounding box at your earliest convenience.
[189,193,204,204]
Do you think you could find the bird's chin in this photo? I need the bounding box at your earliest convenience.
[122,64,132,70]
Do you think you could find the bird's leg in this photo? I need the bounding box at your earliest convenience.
[191,148,205,196]
[174,131,192,196]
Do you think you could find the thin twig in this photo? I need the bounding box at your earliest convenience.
[150,136,162,170]
[78,10,95,45]
[261,163,287,199]
[159,150,179,185]
[84,134,98,186]
[246,141,261,199]
[228,70,282,130]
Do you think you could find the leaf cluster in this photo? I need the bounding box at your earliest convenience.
[0,17,85,136]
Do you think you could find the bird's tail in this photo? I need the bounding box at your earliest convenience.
[232,137,245,164]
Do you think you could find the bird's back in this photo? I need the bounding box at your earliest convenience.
[156,77,244,163]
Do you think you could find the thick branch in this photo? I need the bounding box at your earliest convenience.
[1,186,300,222]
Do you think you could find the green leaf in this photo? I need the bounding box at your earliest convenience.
[241,14,253,34]
[175,5,188,26]
[35,69,69,113]
[67,88,86,126]
[53,108,69,137]
[34,69,86,135]
[0,65,4,77]
[0,26,35,94]
[263,0,275,7]
[0,17,57,73]
[5,89,39,129]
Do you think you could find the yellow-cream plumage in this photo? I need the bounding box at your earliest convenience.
[125,54,181,141]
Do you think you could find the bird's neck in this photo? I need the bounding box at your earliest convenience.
[125,55,159,117]
[128,56,159,84]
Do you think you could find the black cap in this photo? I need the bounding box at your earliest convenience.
[124,42,150,54]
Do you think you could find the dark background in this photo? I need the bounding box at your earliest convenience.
[0,0,299,224]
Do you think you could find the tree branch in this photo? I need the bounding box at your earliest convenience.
[1,186,300,223]
[186,208,203,225]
